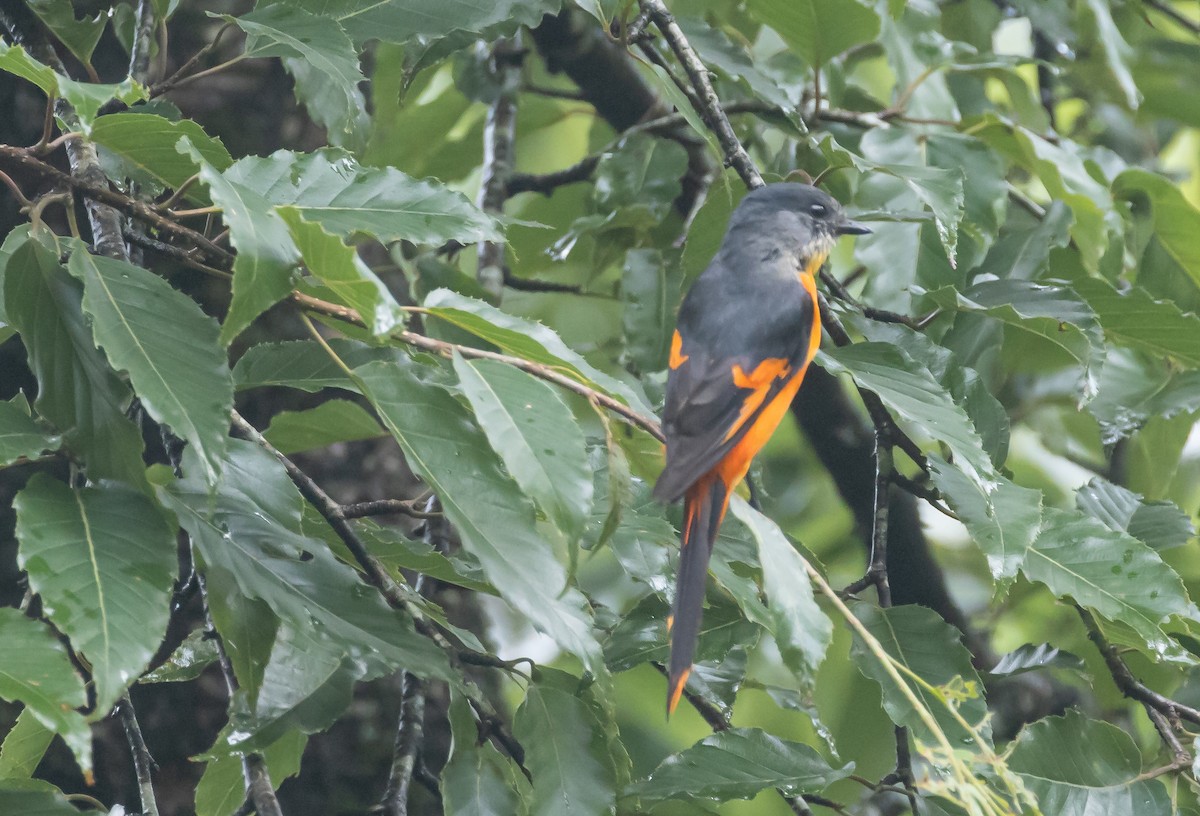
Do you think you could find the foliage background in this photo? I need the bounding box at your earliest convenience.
[0,0,1199,814]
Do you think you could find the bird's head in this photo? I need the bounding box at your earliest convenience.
[722,183,869,266]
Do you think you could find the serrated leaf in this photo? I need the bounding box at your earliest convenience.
[262,399,384,454]
[820,342,995,486]
[3,234,146,485]
[0,396,60,467]
[26,0,105,66]
[1009,710,1170,816]
[66,243,232,487]
[291,0,561,46]
[223,148,502,245]
[0,45,147,131]
[423,288,653,417]
[1076,477,1195,551]
[986,643,1086,678]
[230,6,368,150]
[925,279,1105,394]
[624,727,851,806]
[158,440,453,691]
[1114,169,1200,288]
[1082,0,1139,109]
[1074,278,1200,367]
[278,208,404,335]
[0,610,90,771]
[1088,348,1200,442]
[195,730,306,816]
[182,143,300,345]
[356,359,602,671]
[14,475,176,716]
[593,133,689,221]
[973,201,1073,281]
[453,355,592,545]
[1021,507,1195,662]
[233,338,398,393]
[850,604,991,746]
[0,710,55,780]
[929,456,1041,583]
[745,0,880,68]
[514,685,615,816]
[89,113,232,195]
[602,595,759,674]
[729,498,830,681]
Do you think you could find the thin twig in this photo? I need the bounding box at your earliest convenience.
[638,0,764,189]
[381,672,426,816]
[117,695,161,816]
[1143,0,1200,35]
[1076,605,1200,727]
[151,22,236,97]
[336,499,442,520]
[477,36,522,298]
[522,83,585,101]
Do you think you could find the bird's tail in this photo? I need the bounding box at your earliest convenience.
[667,472,731,716]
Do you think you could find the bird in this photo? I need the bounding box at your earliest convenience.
[653,182,869,715]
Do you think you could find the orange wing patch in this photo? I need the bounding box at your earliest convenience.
[721,357,792,443]
[669,330,690,370]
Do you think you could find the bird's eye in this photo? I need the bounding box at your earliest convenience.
[809,203,828,218]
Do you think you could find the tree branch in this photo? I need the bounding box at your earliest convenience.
[381,672,425,816]
[477,36,522,298]
[117,694,161,816]
[638,0,764,189]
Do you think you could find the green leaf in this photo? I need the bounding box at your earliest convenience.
[603,595,758,674]
[223,148,503,245]
[263,399,384,455]
[182,154,298,345]
[928,456,1042,583]
[3,235,146,485]
[158,440,453,690]
[89,113,232,195]
[986,643,1086,678]
[924,279,1105,394]
[745,0,880,69]
[1009,710,1170,816]
[621,248,676,374]
[1076,477,1195,551]
[14,475,177,716]
[1073,277,1200,368]
[973,201,1073,281]
[0,45,147,132]
[1022,507,1195,662]
[26,0,106,66]
[66,243,233,487]
[141,629,219,684]
[195,730,307,816]
[453,355,593,545]
[850,604,990,745]
[729,498,831,682]
[0,396,60,467]
[1114,169,1200,288]
[593,133,689,222]
[820,342,995,486]
[1081,0,1139,109]
[231,6,368,149]
[423,289,653,417]
[290,0,561,46]
[356,359,602,671]
[0,610,90,771]
[277,208,405,335]
[0,779,82,816]
[1088,348,1200,441]
[0,710,55,780]
[443,690,524,816]
[624,727,852,806]
[514,684,615,816]
[233,338,397,393]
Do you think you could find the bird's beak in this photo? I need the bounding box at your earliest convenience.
[837,220,871,236]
